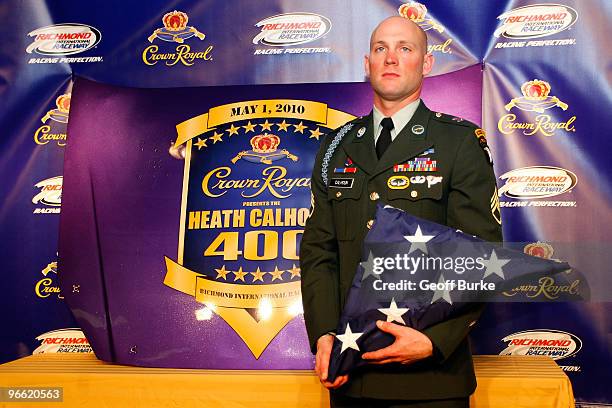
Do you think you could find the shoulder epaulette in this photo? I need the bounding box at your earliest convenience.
[433,112,493,165]
[431,111,478,128]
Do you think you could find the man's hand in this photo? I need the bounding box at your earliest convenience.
[362,320,434,365]
[315,334,349,389]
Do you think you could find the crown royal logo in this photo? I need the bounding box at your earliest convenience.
[35,93,71,146]
[398,2,443,32]
[397,2,451,54]
[231,134,298,165]
[35,261,63,299]
[498,80,576,137]
[142,10,213,66]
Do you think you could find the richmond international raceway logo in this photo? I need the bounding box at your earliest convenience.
[494,4,577,49]
[253,13,332,55]
[33,329,93,354]
[142,10,213,66]
[498,166,577,208]
[397,1,452,54]
[27,23,103,64]
[32,176,62,214]
[500,329,582,372]
[498,79,576,137]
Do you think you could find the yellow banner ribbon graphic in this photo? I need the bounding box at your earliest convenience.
[174,99,355,146]
[163,257,302,358]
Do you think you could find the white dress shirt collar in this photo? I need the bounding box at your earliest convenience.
[372,99,421,143]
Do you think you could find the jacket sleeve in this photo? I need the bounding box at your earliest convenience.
[299,135,341,354]
[423,126,503,363]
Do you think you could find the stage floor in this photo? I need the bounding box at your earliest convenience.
[0,354,573,407]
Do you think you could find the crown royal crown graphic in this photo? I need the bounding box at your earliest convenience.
[398,2,428,22]
[397,2,444,33]
[162,10,189,31]
[41,93,71,123]
[505,79,567,113]
[524,242,554,259]
[231,132,298,165]
[56,94,71,113]
[520,80,551,100]
[250,134,280,153]
[148,10,205,43]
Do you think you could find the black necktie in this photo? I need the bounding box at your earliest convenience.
[376,117,394,159]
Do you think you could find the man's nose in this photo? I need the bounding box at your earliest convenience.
[385,50,398,65]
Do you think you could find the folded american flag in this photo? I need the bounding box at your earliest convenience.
[327,204,571,381]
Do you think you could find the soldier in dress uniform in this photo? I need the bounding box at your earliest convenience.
[300,16,503,408]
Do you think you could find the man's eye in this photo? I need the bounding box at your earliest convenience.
[401,46,412,52]
[375,47,385,52]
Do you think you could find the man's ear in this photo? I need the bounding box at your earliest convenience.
[364,55,370,78]
[422,53,434,76]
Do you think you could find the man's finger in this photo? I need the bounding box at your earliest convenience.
[366,357,399,365]
[376,320,405,336]
[362,344,398,360]
[319,351,330,381]
[322,374,349,389]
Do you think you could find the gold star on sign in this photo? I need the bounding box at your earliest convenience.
[277,120,290,131]
[243,121,256,133]
[251,267,265,283]
[269,266,284,282]
[309,127,323,140]
[210,131,224,144]
[194,137,208,150]
[227,124,240,136]
[288,264,301,279]
[215,265,229,280]
[259,120,273,131]
[293,121,307,134]
[233,266,247,282]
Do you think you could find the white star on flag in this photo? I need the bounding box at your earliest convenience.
[336,323,363,353]
[360,251,380,281]
[481,249,510,279]
[377,298,410,324]
[430,274,453,305]
[403,225,435,254]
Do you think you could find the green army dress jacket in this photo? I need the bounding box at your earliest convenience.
[300,101,503,400]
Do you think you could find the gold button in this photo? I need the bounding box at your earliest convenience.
[335,191,342,198]
[410,190,418,198]
[435,112,442,118]
[369,192,379,201]
[366,220,374,229]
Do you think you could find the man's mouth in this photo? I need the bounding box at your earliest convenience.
[382,73,400,78]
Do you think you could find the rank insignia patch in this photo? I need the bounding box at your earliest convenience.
[419,148,435,156]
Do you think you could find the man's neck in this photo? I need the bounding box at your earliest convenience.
[373,92,421,117]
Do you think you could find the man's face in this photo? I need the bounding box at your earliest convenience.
[365,17,433,103]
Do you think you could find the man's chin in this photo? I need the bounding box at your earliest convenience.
[376,91,413,102]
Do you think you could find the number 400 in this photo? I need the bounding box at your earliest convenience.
[204,230,303,261]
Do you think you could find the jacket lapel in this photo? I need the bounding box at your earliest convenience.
[372,101,434,178]
[341,113,377,175]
